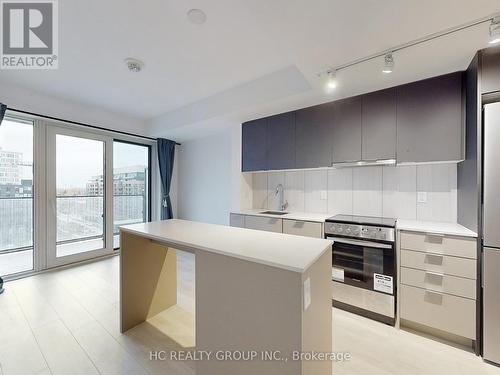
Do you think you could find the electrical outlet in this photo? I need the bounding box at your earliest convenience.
[303,277,311,310]
[320,190,327,200]
[417,191,428,203]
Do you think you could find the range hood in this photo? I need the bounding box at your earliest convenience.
[332,159,396,168]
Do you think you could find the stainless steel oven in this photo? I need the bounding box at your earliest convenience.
[325,215,396,325]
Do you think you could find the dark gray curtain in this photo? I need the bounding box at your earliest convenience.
[157,138,176,220]
[0,103,6,126]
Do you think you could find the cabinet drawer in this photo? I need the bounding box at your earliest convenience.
[229,214,245,228]
[244,216,282,233]
[400,231,476,259]
[401,249,476,279]
[283,219,322,238]
[401,267,476,299]
[400,284,476,339]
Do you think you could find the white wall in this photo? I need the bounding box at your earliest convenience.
[177,129,230,225]
[0,82,146,135]
[176,126,252,225]
[252,164,458,223]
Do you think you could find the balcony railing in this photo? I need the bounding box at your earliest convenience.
[0,194,146,254]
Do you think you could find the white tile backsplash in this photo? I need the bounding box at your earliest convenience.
[353,166,383,217]
[284,171,305,212]
[416,164,457,222]
[252,172,268,209]
[304,170,328,213]
[382,165,417,220]
[251,164,458,222]
[327,168,353,215]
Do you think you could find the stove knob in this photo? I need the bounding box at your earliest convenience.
[352,227,360,236]
[337,226,343,233]
[345,227,351,234]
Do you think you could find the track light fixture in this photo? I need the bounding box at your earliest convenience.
[382,53,394,74]
[326,69,337,89]
[489,16,500,44]
[317,14,500,90]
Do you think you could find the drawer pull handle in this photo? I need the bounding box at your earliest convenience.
[424,290,444,305]
[425,271,444,278]
[293,222,305,228]
[425,271,444,286]
[425,233,445,237]
[425,254,444,265]
[426,233,445,244]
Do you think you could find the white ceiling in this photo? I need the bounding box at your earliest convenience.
[1,0,499,141]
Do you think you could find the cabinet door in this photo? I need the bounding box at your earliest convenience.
[295,103,334,168]
[332,96,362,163]
[397,72,464,163]
[242,118,267,172]
[244,216,282,233]
[267,112,295,170]
[361,88,396,160]
[482,46,500,94]
[283,219,322,238]
[229,213,245,228]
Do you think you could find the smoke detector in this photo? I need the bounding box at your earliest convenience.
[124,58,144,73]
[187,9,207,25]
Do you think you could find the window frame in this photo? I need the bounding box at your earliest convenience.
[2,110,159,281]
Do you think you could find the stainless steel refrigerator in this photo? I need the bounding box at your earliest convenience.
[483,102,500,365]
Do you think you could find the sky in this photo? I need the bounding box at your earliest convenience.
[0,117,149,189]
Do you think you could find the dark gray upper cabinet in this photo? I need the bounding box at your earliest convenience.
[332,96,362,163]
[481,46,500,94]
[396,72,464,163]
[242,118,267,172]
[295,103,334,168]
[266,112,296,170]
[361,88,397,160]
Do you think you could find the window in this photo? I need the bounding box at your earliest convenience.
[113,141,150,248]
[0,117,34,276]
[0,114,154,276]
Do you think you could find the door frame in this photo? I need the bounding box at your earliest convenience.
[45,125,114,268]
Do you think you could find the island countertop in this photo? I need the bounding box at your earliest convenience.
[120,219,333,273]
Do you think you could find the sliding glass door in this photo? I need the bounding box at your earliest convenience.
[1,113,153,276]
[0,117,34,276]
[46,127,114,267]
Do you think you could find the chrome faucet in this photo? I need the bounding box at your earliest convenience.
[275,184,288,212]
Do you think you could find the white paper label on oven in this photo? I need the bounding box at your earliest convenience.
[332,267,345,282]
[374,273,393,294]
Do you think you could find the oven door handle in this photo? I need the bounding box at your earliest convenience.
[327,236,393,249]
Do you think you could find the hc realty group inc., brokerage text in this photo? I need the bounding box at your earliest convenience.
[150,350,352,363]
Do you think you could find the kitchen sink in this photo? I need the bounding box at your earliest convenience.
[259,210,289,215]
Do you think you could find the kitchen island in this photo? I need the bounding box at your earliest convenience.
[120,219,332,375]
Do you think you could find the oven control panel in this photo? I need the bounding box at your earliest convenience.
[325,222,395,242]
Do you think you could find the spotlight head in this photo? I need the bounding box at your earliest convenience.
[382,53,394,74]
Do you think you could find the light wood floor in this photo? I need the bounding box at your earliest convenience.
[2,253,500,375]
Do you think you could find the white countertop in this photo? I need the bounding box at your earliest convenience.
[120,219,333,273]
[232,209,333,223]
[232,210,478,237]
[396,219,477,238]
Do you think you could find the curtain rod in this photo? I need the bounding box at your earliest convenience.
[7,107,181,146]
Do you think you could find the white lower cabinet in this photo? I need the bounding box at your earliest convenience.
[229,213,245,228]
[283,219,323,238]
[400,284,476,339]
[243,215,282,233]
[230,214,324,238]
[399,230,478,342]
